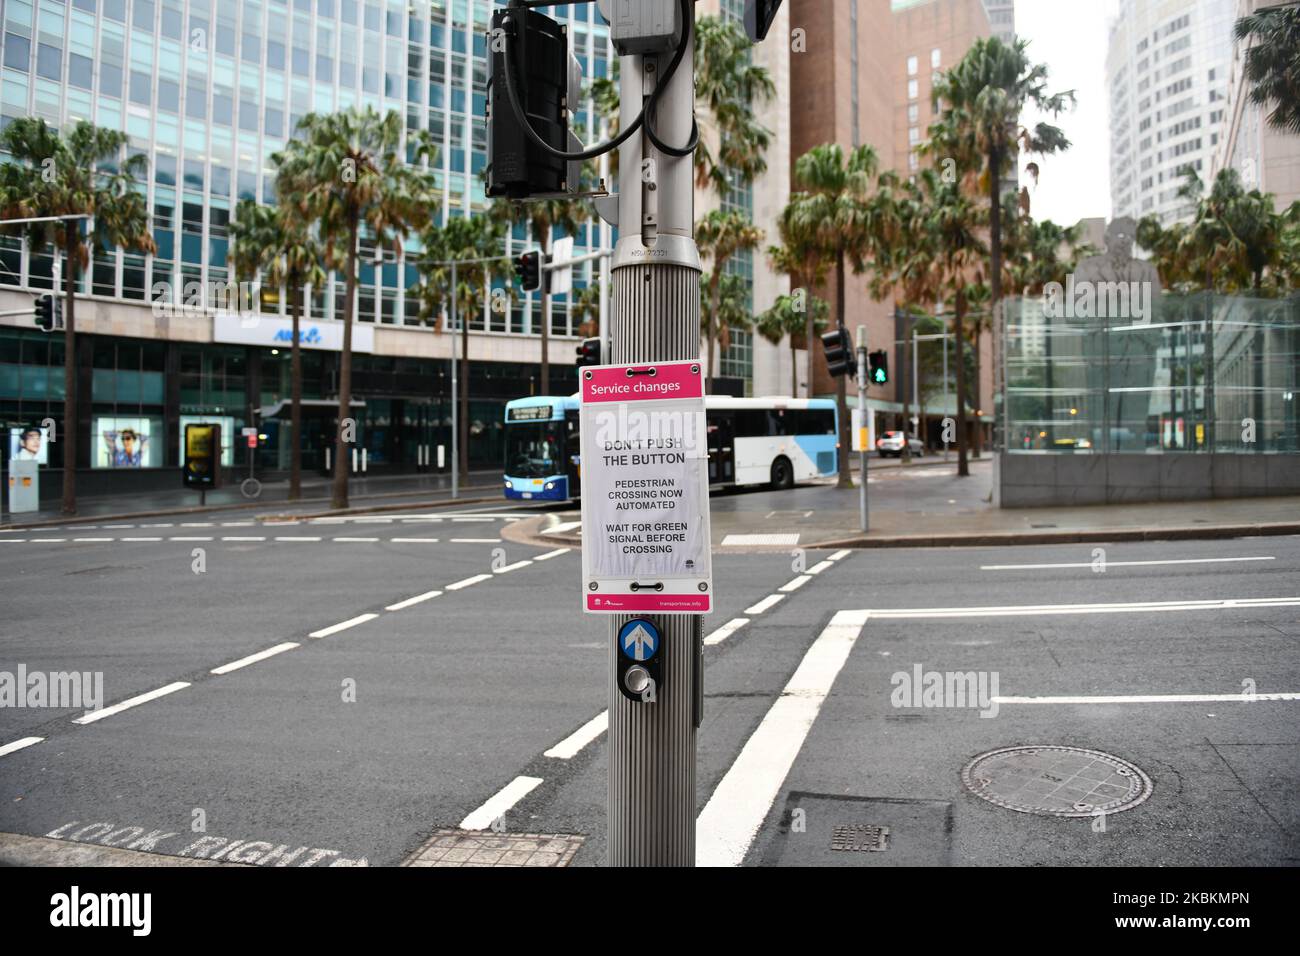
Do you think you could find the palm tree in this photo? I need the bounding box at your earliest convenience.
[768,205,831,399]
[931,37,1074,449]
[572,281,602,338]
[789,142,879,489]
[229,196,327,500]
[757,292,829,397]
[274,107,436,509]
[490,196,588,395]
[700,270,753,384]
[693,14,776,192]
[696,209,764,390]
[895,166,988,477]
[410,212,509,484]
[0,119,155,515]
[1235,4,1300,134]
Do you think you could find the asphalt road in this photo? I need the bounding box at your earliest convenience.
[0,485,1296,867]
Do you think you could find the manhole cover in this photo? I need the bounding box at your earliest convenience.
[401,830,583,867]
[961,746,1153,817]
[830,824,889,852]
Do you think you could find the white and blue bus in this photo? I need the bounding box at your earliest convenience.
[503,394,838,502]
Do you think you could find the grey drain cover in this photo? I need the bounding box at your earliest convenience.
[961,745,1153,817]
[830,824,889,852]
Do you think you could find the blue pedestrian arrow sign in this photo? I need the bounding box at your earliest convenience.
[618,619,660,662]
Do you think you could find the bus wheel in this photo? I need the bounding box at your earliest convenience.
[770,456,794,490]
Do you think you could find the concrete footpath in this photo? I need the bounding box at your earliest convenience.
[506,459,1300,550]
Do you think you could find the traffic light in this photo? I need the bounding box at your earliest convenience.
[576,337,601,367]
[744,0,784,42]
[33,294,62,332]
[514,250,542,292]
[484,6,582,199]
[869,350,889,385]
[820,326,856,378]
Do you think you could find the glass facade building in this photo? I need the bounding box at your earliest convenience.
[0,0,610,486]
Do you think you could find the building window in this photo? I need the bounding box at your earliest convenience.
[930,48,940,69]
[907,55,918,76]
[907,79,918,100]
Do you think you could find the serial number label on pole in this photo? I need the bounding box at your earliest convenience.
[580,361,713,614]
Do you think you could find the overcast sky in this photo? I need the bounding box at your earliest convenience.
[1015,0,1121,227]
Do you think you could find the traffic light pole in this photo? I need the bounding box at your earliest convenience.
[606,8,701,868]
[856,328,868,533]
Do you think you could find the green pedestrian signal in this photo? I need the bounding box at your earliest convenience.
[869,350,888,385]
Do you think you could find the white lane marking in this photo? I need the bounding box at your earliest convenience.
[29,538,66,543]
[0,737,44,758]
[385,590,443,611]
[333,537,379,543]
[807,560,834,575]
[140,523,173,528]
[73,682,191,725]
[745,593,785,615]
[400,517,442,523]
[697,609,869,867]
[544,712,609,759]
[779,575,812,593]
[494,560,533,574]
[99,524,133,529]
[995,692,1300,705]
[72,538,113,543]
[534,548,571,561]
[211,642,301,675]
[446,573,493,591]
[221,536,265,542]
[704,618,749,647]
[452,517,495,523]
[308,613,380,638]
[221,521,254,527]
[722,533,800,547]
[827,549,852,561]
[275,536,321,542]
[542,521,582,536]
[981,556,1277,571]
[356,517,394,524]
[172,536,212,542]
[860,597,1300,619]
[121,537,162,542]
[460,776,545,831]
[181,522,214,527]
[0,539,27,543]
[391,537,440,544]
[450,538,501,544]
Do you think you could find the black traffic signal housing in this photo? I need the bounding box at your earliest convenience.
[869,350,889,385]
[485,7,580,200]
[744,0,784,42]
[820,326,856,378]
[33,294,61,332]
[575,337,600,367]
[514,250,542,292]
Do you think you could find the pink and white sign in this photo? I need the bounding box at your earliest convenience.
[579,360,713,616]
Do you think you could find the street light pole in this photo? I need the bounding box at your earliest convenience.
[606,9,701,868]
[450,260,458,500]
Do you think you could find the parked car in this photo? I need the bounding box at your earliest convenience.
[876,431,924,458]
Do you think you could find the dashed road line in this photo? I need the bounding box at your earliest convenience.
[221,536,265,542]
[745,593,785,615]
[544,712,609,759]
[334,537,380,543]
[121,537,162,542]
[0,737,44,758]
[211,642,301,675]
[460,776,544,831]
[860,596,1300,619]
[446,573,493,591]
[534,548,571,561]
[275,536,321,542]
[385,590,443,611]
[807,560,834,575]
[73,682,192,726]
[704,618,750,646]
[73,538,113,543]
[779,575,812,593]
[981,556,1276,571]
[828,549,851,561]
[390,537,440,544]
[308,613,380,638]
[494,560,533,574]
[995,692,1300,705]
[450,537,501,544]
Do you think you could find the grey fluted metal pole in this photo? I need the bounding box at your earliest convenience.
[606,13,701,867]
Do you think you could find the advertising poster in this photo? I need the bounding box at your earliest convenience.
[94,416,162,469]
[8,425,51,465]
[177,416,235,467]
